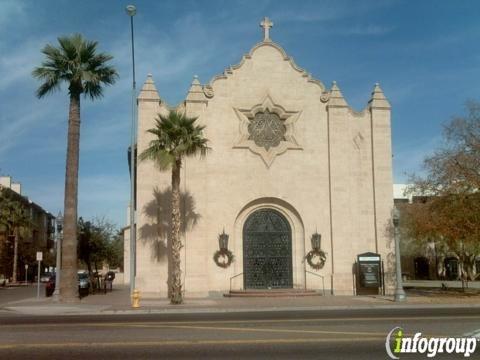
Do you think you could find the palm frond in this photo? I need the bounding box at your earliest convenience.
[139,111,210,171]
[33,33,117,99]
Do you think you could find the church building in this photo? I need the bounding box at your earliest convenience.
[124,18,395,297]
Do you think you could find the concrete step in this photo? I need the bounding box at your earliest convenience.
[225,289,321,297]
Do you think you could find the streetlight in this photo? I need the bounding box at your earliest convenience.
[393,206,406,302]
[53,211,63,301]
[126,4,137,298]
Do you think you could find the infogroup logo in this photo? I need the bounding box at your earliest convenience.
[385,327,478,359]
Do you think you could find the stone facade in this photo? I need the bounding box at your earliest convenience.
[126,18,395,297]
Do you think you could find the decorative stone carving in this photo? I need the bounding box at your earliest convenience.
[203,85,214,99]
[320,91,330,103]
[248,111,286,151]
[234,94,302,167]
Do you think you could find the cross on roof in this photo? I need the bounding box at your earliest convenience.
[260,17,273,42]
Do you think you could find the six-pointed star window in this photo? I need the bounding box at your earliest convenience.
[233,94,302,167]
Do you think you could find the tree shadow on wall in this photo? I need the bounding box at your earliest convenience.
[140,186,200,264]
[140,186,200,297]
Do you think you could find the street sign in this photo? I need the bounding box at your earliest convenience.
[36,252,42,298]
[358,255,381,262]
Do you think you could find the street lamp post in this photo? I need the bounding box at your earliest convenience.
[52,211,63,301]
[126,4,137,298]
[393,206,406,302]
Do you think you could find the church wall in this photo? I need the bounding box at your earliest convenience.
[327,105,353,294]
[132,38,394,298]
[176,44,335,296]
[370,107,395,293]
[135,96,173,294]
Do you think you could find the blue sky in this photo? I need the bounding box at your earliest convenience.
[0,0,479,227]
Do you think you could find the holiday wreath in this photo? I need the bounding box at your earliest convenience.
[213,249,234,268]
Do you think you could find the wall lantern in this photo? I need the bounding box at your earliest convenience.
[214,228,234,269]
[218,229,229,250]
[306,231,326,270]
[311,232,321,250]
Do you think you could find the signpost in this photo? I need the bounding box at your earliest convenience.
[36,252,42,299]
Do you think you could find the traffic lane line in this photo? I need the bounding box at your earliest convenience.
[0,322,438,344]
[128,323,390,337]
[3,314,480,329]
[0,337,384,350]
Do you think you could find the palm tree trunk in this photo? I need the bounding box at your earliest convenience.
[170,158,183,304]
[60,93,81,302]
[12,227,18,283]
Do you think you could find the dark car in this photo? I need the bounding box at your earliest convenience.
[45,275,56,296]
[45,272,91,297]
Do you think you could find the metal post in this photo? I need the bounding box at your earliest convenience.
[25,264,28,284]
[393,207,406,302]
[36,260,41,299]
[126,4,137,298]
[53,212,63,301]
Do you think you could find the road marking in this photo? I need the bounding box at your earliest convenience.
[463,329,480,338]
[127,323,444,338]
[0,337,383,350]
[129,323,389,337]
[3,314,480,329]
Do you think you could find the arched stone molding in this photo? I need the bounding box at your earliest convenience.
[207,41,326,97]
[232,197,306,289]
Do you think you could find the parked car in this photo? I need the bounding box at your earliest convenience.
[40,272,53,283]
[45,275,55,297]
[45,272,91,297]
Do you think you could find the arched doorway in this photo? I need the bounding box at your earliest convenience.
[243,209,293,289]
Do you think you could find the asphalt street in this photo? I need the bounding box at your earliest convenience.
[1,308,479,359]
[0,285,40,307]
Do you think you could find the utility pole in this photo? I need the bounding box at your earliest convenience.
[126,4,137,299]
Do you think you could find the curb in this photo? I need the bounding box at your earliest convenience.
[4,303,480,317]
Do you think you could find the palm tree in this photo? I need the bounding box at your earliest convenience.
[0,188,31,283]
[32,34,117,302]
[139,111,209,304]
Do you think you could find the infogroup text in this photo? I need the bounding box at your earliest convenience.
[385,327,478,358]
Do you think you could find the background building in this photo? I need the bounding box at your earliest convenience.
[0,176,55,282]
[394,183,479,281]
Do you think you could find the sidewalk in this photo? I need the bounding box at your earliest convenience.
[2,285,480,316]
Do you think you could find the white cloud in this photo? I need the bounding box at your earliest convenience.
[0,104,59,157]
[273,0,397,24]
[0,37,47,91]
[105,12,224,106]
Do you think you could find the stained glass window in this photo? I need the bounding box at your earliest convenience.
[247,111,286,151]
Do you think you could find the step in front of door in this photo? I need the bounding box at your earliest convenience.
[224,289,321,297]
